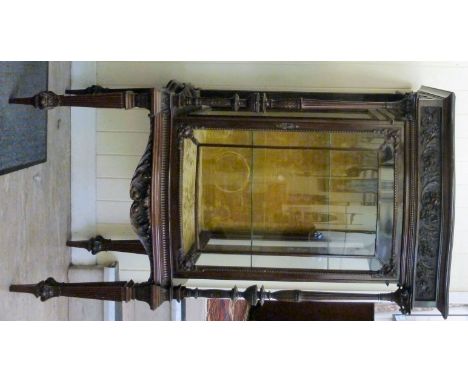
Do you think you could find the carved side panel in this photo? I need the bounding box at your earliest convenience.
[128,90,172,262]
[415,107,442,300]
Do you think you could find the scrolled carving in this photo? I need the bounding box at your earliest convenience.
[372,262,397,279]
[377,128,401,152]
[385,129,401,150]
[393,286,411,314]
[177,125,198,147]
[415,107,442,301]
[402,93,417,120]
[166,80,201,108]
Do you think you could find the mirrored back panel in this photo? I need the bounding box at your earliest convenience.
[180,128,398,274]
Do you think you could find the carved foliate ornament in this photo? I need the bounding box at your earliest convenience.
[33,91,60,109]
[415,107,442,301]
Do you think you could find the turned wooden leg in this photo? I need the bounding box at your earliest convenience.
[173,284,412,314]
[9,88,151,110]
[10,278,169,310]
[66,235,146,255]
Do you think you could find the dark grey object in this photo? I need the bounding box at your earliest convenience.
[0,61,48,175]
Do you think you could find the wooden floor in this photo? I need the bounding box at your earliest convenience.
[0,62,71,320]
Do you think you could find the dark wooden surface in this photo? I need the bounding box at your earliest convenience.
[248,301,375,321]
[0,61,48,175]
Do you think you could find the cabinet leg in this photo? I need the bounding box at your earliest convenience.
[173,284,411,314]
[67,235,146,255]
[10,278,169,310]
[9,88,151,110]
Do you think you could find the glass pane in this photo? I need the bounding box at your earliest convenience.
[179,128,395,272]
[198,144,253,250]
[250,131,379,257]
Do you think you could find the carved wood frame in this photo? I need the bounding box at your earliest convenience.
[411,87,455,318]
[168,91,408,285]
[144,83,454,316]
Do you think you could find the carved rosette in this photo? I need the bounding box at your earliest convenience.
[33,91,61,109]
[35,277,62,301]
[177,125,198,148]
[177,248,197,271]
[373,262,397,279]
[415,107,442,300]
[87,235,111,255]
[166,80,201,108]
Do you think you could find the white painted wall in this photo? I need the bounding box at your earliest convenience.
[71,62,468,294]
[70,62,97,265]
[94,108,151,277]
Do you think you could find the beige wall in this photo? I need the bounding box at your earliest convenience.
[91,61,468,292]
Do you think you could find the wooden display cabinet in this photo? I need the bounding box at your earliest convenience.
[9,81,455,318]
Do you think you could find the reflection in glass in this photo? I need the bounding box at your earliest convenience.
[181,129,395,272]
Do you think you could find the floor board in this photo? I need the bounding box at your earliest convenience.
[0,62,71,320]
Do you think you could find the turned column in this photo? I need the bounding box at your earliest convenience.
[10,280,411,314]
[10,278,169,310]
[173,284,411,314]
[9,89,151,110]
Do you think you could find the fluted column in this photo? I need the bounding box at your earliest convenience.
[173,284,411,313]
[10,278,169,310]
[9,90,151,110]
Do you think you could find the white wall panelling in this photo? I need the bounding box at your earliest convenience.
[96,200,132,224]
[97,156,140,179]
[94,98,151,275]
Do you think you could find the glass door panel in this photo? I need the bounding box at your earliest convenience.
[182,128,395,273]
